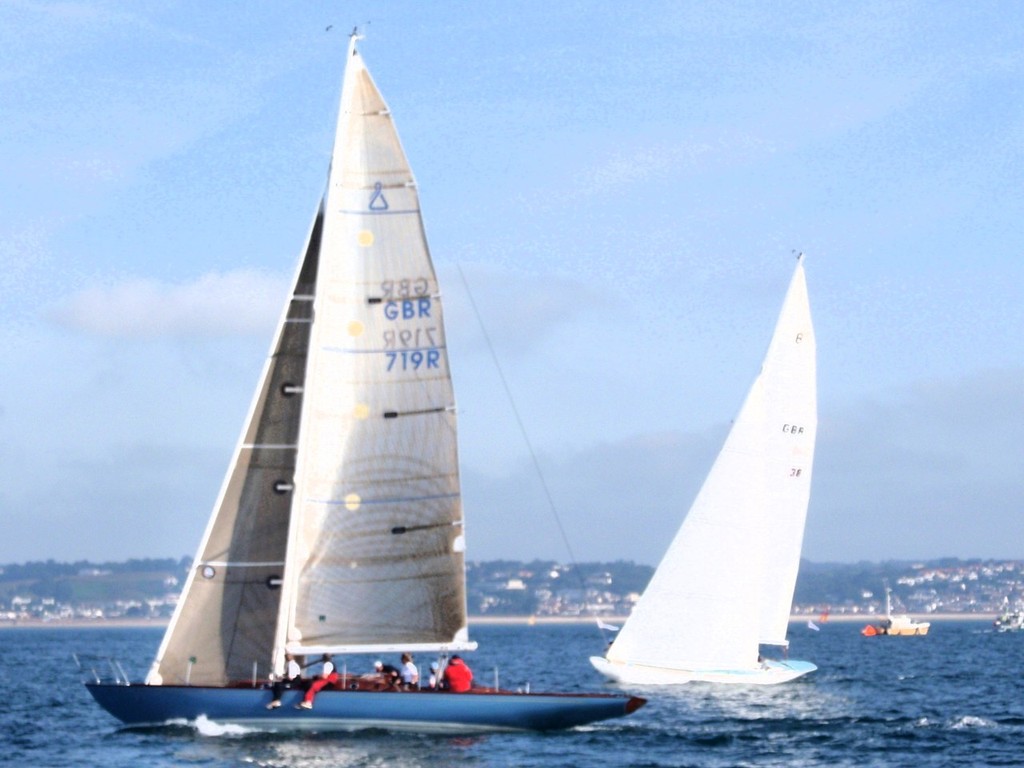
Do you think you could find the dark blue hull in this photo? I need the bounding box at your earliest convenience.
[85,683,645,733]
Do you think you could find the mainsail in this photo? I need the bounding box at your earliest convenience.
[148,38,472,687]
[601,256,816,678]
[754,258,816,648]
[276,38,472,662]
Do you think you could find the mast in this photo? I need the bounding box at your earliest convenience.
[269,33,363,680]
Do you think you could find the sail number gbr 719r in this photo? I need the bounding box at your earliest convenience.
[381,292,442,372]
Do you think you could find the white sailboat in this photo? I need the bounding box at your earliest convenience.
[590,256,817,685]
[85,34,644,732]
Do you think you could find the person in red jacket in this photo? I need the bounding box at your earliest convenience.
[442,655,473,692]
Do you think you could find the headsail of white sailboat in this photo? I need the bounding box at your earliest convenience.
[148,36,473,688]
[595,256,816,683]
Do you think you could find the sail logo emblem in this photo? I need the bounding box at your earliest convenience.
[369,181,389,211]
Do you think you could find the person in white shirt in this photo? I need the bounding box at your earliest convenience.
[266,653,303,709]
[400,653,419,689]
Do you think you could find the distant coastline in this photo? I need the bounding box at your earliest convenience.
[0,613,1000,630]
[6,557,1022,625]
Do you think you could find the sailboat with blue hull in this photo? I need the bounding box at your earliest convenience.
[84,35,644,733]
[86,681,640,734]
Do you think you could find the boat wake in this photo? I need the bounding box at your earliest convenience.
[189,715,259,738]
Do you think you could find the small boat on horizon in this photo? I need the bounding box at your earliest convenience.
[993,609,1024,633]
[861,586,930,636]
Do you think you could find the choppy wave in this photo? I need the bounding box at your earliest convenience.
[8,622,1024,767]
[949,714,996,729]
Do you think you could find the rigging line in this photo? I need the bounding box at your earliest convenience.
[455,264,581,566]
[456,264,607,640]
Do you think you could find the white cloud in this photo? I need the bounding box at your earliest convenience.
[51,269,289,338]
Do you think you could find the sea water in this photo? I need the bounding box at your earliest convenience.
[2,620,1021,767]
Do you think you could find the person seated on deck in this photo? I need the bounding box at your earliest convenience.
[266,653,302,709]
[373,659,402,689]
[297,654,337,710]
[399,653,419,689]
[442,654,473,692]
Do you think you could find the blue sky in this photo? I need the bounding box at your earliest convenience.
[2,1,1022,566]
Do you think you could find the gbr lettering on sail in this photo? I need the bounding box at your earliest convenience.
[379,277,441,372]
